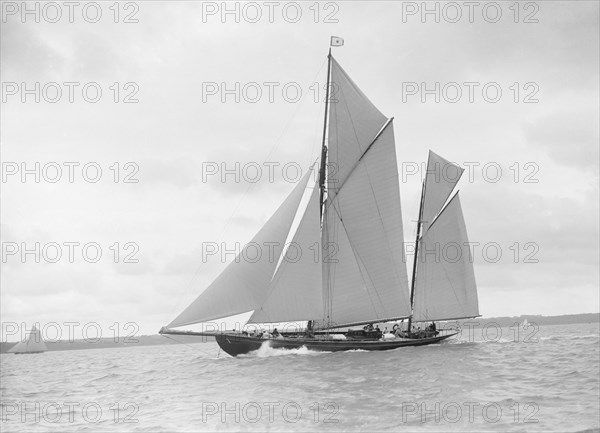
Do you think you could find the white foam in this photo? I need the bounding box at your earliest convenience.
[248,341,320,358]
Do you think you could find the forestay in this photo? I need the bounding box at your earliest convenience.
[168,169,313,328]
[248,181,324,323]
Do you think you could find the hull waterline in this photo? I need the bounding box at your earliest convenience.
[215,333,457,357]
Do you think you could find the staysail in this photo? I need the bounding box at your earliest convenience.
[322,58,412,327]
[412,188,479,321]
[9,326,47,354]
[167,169,313,328]
[248,180,323,323]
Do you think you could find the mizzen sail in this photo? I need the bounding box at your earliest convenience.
[412,193,479,322]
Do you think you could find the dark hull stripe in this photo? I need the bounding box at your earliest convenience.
[215,333,455,357]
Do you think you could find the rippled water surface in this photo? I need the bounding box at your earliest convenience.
[2,322,599,432]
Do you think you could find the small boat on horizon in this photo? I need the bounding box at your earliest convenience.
[161,38,480,356]
[8,325,48,355]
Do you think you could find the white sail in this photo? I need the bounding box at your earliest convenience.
[168,169,313,328]
[326,57,388,198]
[323,65,412,327]
[421,151,464,231]
[9,326,47,354]
[412,193,479,322]
[248,181,323,323]
[165,55,474,334]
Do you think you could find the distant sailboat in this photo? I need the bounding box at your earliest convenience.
[161,39,480,356]
[9,326,47,354]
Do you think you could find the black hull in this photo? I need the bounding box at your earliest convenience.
[215,333,456,357]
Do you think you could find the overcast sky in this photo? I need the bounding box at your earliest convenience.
[1,1,598,339]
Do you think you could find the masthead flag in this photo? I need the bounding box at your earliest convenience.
[330,36,344,47]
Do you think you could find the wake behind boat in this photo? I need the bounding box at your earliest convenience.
[160,37,480,356]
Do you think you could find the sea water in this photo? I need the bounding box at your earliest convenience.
[1,322,599,432]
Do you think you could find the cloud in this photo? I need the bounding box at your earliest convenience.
[1,2,599,334]
[524,109,600,171]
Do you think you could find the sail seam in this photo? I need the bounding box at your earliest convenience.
[326,119,392,206]
[329,199,384,320]
[433,219,469,318]
[425,191,461,233]
[423,161,465,234]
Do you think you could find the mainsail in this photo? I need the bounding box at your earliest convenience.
[322,58,412,327]
[9,326,47,354]
[411,153,479,322]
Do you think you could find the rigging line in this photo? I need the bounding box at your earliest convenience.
[217,59,329,242]
[332,57,383,163]
[160,334,214,356]
[323,210,332,323]
[271,163,319,278]
[249,165,320,324]
[327,123,407,318]
[339,65,365,158]
[333,196,383,317]
[329,199,384,320]
[422,166,465,236]
[326,63,389,203]
[438,239,469,317]
[420,232,466,320]
[425,191,461,233]
[165,59,328,324]
[324,209,339,324]
[325,119,393,209]
[346,121,405,289]
[324,100,339,324]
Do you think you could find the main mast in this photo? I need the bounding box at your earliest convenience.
[319,48,332,219]
[310,48,332,334]
[407,179,426,332]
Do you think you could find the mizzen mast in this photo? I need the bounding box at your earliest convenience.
[407,180,426,333]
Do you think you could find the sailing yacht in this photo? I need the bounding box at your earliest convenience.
[160,39,480,356]
[8,326,48,354]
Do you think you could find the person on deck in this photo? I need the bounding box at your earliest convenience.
[272,328,280,338]
[426,322,437,333]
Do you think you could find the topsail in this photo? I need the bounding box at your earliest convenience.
[421,151,464,232]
